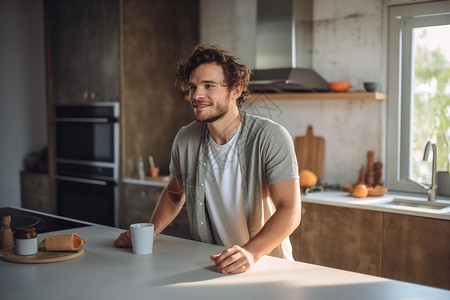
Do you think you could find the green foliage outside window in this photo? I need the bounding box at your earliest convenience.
[412,43,450,182]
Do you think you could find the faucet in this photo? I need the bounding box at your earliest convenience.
[408,141,437,202]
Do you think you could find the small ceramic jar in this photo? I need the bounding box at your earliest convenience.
[15,227,38,255]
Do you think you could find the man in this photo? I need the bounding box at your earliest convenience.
[115,44,301,274]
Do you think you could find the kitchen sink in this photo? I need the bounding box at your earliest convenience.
[380,198,450,212]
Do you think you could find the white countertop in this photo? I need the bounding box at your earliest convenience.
[123,176,170,188]
[302,191,450,220]
[123,177,450,220]
[1,210,449,299]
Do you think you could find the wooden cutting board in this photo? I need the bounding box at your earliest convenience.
[294,126,325,181]
[0,247,84,264]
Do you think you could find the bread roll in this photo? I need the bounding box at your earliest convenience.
[40,233,85,251]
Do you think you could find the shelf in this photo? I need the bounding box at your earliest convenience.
[248,92,387,101]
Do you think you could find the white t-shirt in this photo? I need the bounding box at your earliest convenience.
[204,122,250,247]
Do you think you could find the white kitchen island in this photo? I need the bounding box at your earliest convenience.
[1,210,449,300]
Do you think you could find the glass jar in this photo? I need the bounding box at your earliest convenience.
[15,227,38,255]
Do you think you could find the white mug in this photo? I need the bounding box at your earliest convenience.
[130,223,154,255]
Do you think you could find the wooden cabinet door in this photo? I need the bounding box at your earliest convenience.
[20,172,54,214]
[121,0,198,177]
[46,0,87,103]
[46,0,120,103]
[121,184,161,227]
[290,203,383,276]
[382,213,450,290]
[83,0,120,102]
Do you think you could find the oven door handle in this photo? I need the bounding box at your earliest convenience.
[56,175,108,186]
[55,117,116,123]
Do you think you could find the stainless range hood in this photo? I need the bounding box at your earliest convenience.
[249,0,330,93]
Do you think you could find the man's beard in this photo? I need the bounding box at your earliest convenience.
[193,92,231,123]
[199,109,228,123]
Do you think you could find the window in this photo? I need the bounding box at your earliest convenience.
[386,1,450,194]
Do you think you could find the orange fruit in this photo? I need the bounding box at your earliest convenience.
[353,184,368,198]
[300,169,318,188]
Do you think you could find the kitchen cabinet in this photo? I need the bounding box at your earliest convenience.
[120,183,191,240]
[119,0,197,238]
[44,0,198,223]
[45,0,120,103]
[382,213,450,289]
[120,184,160,227]
[291,202,383,276]
[120,0,197,178]
[291,202,450,290]
[20,171,55,214]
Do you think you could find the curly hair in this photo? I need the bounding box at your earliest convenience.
[176,44,251,108]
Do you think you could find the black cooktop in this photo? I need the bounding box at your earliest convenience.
[0,207,91,238]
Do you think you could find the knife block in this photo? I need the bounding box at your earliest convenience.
[1,215,14,249]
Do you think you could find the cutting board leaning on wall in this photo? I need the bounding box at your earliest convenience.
[294,126,325,182]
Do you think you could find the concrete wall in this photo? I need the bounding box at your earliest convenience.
[200,0,386,186]
[0,0,47,207]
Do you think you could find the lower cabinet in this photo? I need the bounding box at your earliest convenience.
[382,213,450,289]
[20,171,55,214]
[290,202,450,290]
[291,203,383,276]
[120,183,191,240]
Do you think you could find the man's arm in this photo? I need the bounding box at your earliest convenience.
[114,176,185,247]
[150,176,185,237]
[210,178,301,273]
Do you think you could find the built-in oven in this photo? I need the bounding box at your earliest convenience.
[54,103,119,227]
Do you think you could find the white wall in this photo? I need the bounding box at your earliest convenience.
[0,0,47,207]
[200,0,386,186]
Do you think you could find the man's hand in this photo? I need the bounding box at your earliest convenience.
[114,230,132,248]
[210,245,255,274]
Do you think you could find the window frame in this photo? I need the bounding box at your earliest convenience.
[386,1,450,194]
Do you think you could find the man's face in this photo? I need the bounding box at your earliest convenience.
[188,63,238,123]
